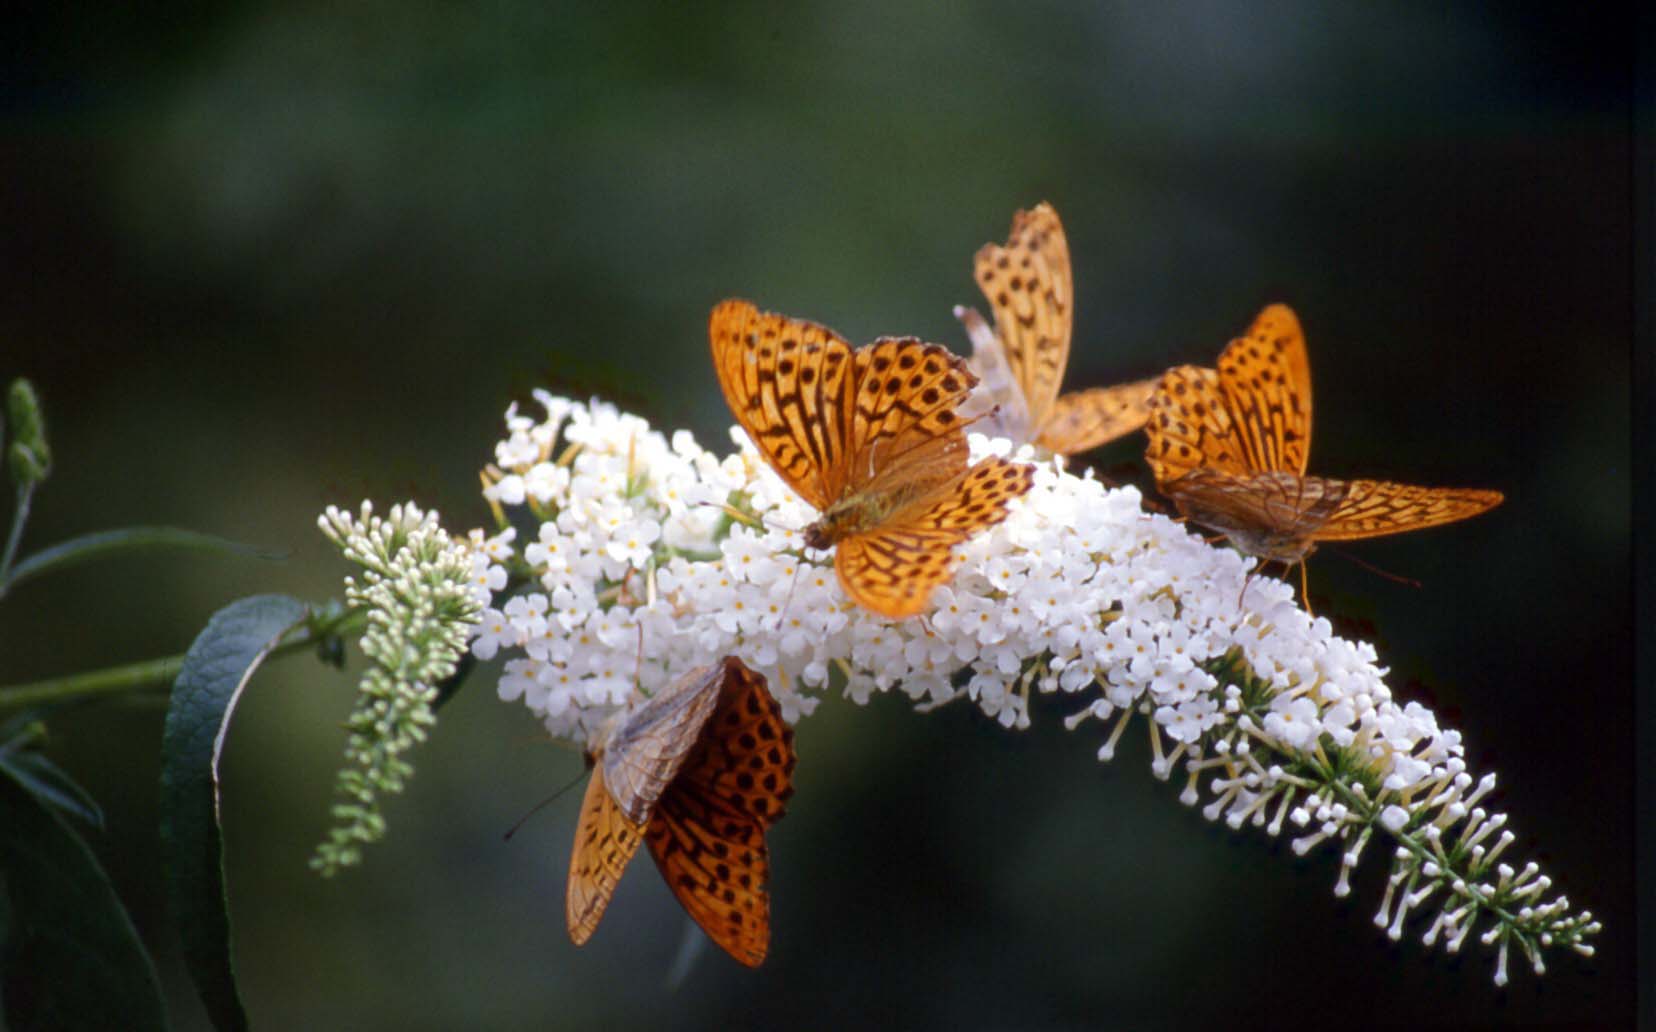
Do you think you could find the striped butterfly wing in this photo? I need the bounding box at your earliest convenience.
[1314,479,1505,541]
[972,203,1072,431]
[710,299,858,509]
[1037,377,1160,456]
[836,456,1037,618]
[1213,303,1313,475]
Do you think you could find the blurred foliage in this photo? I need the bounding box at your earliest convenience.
[0,2,1634,1028]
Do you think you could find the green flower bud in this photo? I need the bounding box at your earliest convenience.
[6,380,49,478]
[7,441,44,489]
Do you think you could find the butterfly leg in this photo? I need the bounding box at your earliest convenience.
[1237,563,1257,612]
[1296,562,1315,619]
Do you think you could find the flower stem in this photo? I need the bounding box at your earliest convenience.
[0,482,36,586]
[0,607,366,712]
[0,654,186,710]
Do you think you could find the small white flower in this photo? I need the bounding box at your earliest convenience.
[605,517,661,567]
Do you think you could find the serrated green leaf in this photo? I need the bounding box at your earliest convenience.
[161,595,309,1032]
[0,763,168,1032]
[2,527,284,598]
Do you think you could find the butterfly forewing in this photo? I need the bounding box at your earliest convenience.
[845,337,977,490]
[566,770,648,946]
[567,663,727,946]
[1037,378,1160,456]
[1214,303,1312,476]
[1145,364,1248,482]
[1315,480,1505,541]
[644,658,797,967]
[973,203,1071,428]
[710,300,857,509]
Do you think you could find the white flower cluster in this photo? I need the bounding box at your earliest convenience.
[468,393,1596,981]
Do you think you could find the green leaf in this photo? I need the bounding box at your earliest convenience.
[3,527,284,597]
[161,595,309,1032]
[0,762,168,1031]
[0,747,104,830]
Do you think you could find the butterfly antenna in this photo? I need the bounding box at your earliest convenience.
[1322,546,1423,589]
[634,621,646,696]
[503,767,589,842]
[773,549,807,634]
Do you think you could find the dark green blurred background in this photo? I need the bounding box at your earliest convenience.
[3,3,1635,1028]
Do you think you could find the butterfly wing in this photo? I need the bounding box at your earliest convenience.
[972,203,1072,431]
[600,663,725,824]
[843,337,979,494]
[1036,378,1159,455]
[709,299,858,509]
[1145,364,1253,483]
[645,658,797,967]
[566,766,648,946]
[1214,304,1312,475]
[1312,479,1504,541]
[956,303,1032,441]
[837,456,1036,618]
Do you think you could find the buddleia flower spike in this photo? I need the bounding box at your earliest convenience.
[472,390,1594,984]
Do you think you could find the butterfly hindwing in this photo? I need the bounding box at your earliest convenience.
[838,456,1037,618]
[1215,303,1312,475]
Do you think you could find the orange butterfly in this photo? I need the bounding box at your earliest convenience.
[566,656,796,967]
[955,203,1158,455]
[710,299,1035,619]
[1143,304,1504,595]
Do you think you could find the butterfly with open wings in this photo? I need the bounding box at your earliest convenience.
[1143,304,1504,598]
[710,299,1035,620]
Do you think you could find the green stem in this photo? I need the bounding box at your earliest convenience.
[0,608,367,712]
[0,482,35,585]
[0,655,186,710]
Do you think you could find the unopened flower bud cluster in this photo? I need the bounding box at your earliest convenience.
[313,502,484,875]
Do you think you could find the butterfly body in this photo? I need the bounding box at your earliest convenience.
[1145,304,1503,579]
[1163,469,1351,564]
[711,299,1034,619]
[960,204,1158,455]
[566,657,796,967]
